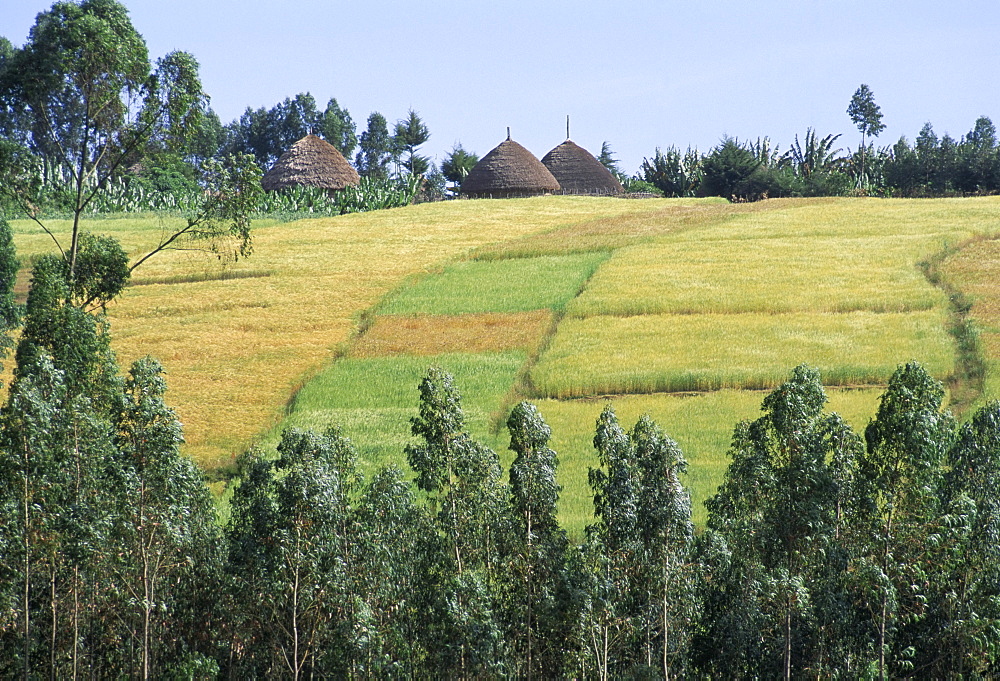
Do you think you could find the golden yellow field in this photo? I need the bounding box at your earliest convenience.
[9,195,1000,529]
[529,309,956,397]
[566,234,951,317]
[9,197,666,469]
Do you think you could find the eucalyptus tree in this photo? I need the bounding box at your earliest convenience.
[584,405,641,679]
[631,415,696,679]
[320,97,357,159]
[405,367,506,676]
[226,428,357,679]
[955,116,1000,194]
[108,357,220,680]
[0,354,114,678]
[503,401,575,678]
[847,84,886,188]
[923,401,1000,676]
[345,466,437,676]
[859,362,954,679]
[0,0,261,306]
[700,365,866,679]
[0,216,19,379]
[356,112,393,180]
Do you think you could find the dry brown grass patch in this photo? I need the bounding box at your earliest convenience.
[351,310,553,357]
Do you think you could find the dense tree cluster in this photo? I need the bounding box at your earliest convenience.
[2,207,999,676]
[0,0,442,220]
[630,85,1000,201]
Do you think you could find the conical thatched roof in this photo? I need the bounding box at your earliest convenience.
[460,136,560,199]
[261,134,360,192]
[541,140,624,195]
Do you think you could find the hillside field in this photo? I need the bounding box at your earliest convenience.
[10,195,1000,529]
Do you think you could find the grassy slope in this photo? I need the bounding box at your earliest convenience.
[941,235,1000,404]
[10,197,662,469]
[11,196,1000,533]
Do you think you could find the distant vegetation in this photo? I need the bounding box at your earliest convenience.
[4,1,1000,678]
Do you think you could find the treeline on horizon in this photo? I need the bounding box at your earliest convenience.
[4,1,1000,216]
[2,221,1000,678]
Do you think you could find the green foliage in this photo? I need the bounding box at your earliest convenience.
[597,141,622,177]
[441,143,479,185]
[848,84,887,190]
[0,0,264,309]
[319,97,357,159]
[640,145,702,197]
[378,252,609,316]
[356,112,392,180]
[699,137,777,201]
[0,215,19,381]
[503,402,578,677]
[405,367,507,675]
[69,232,131,308]
[700,365,865,677]
[392,109,431,177]
[331,174,420,214]
[848,83,886,142]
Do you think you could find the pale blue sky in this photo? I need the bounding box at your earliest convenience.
[3,0,999,174]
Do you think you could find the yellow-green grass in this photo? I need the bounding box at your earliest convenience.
[351,311,553,357]
[680,196,996,243]
[567,234,950,317]
[10,196,664,470]
[375,252,610,316]
[940,237,1000,404]
[530,310,956,398]
[533,386,884,533]
[260,351,526,473]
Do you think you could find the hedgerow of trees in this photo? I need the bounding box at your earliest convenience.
[630,84,1000,200]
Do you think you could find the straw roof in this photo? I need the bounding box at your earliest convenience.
[460,136,560,198]
[261,134,360,192]
[541,140,624,195]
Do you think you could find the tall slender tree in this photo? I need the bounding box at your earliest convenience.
[504,401,573,678]
[847,84,886,188]
[405,368,505,676]
[355,112,392,180]
[319,97,357,159]
[392,109,431,176]
[859,362,954,679]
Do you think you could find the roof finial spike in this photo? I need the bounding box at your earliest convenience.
[566,115,570,141]
[507,126,511,141]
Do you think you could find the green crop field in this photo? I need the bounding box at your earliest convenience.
[376,252,609,315]
[10,195,1000,529]
[530,309,956,397]
[533,386,884,529]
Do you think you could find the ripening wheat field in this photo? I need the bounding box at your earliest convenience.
[10,195,1000,529]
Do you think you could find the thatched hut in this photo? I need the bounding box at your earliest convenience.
[541,139,624,195]
[460,133,560,199]
[261,134,360,194]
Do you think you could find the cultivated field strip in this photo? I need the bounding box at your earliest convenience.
[529,309,956,397]
[375,251,610,315]
[265,351,526,469]
[566,234,952,317]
